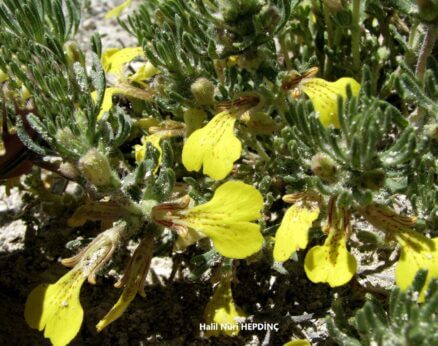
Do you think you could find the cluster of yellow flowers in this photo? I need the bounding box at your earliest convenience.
[24,39,437,346]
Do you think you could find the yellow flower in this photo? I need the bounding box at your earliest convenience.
[152,181,264,259]
[134,121,185,168]
[25,268,85,346]
[128,61,160,84]
[134,133,163,163]
[204,271,246,337]
[182,110,241,180]
[102,47,144,77]
[25,225,123,345]
[299,77,360,128]
[304,201,357,287]
[395,231,438,302]
[92,48,154,119]
[105,0,133,19]
[360,203,437,301]
[96,235,154,332]
[91,87,123,120]
[304,226,357,287]
[273,202,320,262]
[92,85,153,120]
[284,68,360,128]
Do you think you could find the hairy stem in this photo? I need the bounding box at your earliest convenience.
[415,24,438,86]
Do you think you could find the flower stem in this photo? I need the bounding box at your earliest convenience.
[415,24,438,86]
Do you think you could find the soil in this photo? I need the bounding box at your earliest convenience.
[0,181,395,346]
[0,1,396,345]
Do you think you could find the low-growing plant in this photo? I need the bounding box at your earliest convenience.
[0,0,436,345]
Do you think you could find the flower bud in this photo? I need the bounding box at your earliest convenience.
[21,85,31,100]
[425,123,438,141]
[78,148,117,187]
[190,77,215,106]
[64,41,84,65]
[311,153,337,182]
[220,0,261,23]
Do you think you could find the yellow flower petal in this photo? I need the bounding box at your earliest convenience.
[300,77,360,128]
[134,133,162,163]
[180,181,264,258]
[304,227,357,287]
[92,87,121,120]
[204,273,245,337]
[92,86,151,120]
[395,231,438,302]
[188,180,263,222]
[25,269,85,346]
[273,204,320,262]
[102,47,144,76]
[182,111,241,180]
[174,228,206,252]
[283,340,311,346]
[105,0,133,19]
[101,48,120,70]
[128,62,160,83]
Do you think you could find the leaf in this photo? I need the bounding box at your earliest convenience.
[273,203,320,262]
[182,111,241,180]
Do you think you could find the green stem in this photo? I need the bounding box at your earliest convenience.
[279,32,292,70]
[415,24,438,86]
[351,0,361,71]
[323,4,334,78]
[241,130,270,162]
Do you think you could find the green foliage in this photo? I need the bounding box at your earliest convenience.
[0,0,437,344]
[328,270,438,346]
